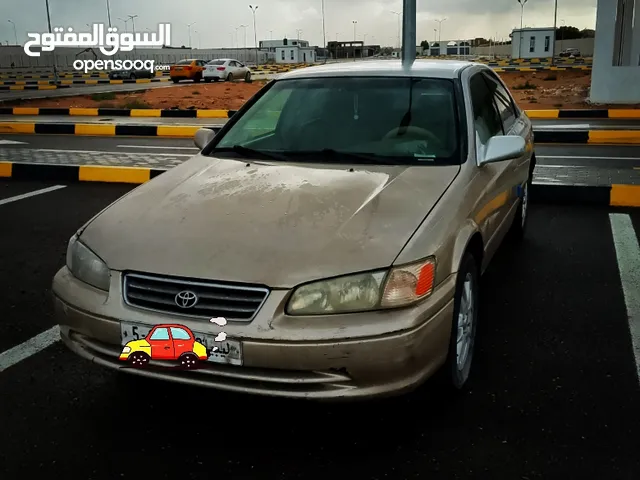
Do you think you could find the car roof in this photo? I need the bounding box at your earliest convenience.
[278,59,480,80]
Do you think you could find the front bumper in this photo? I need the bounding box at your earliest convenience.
[53,267,456,400]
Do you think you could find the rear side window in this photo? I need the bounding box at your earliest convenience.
[482,72,518,132]
[469,73,502,145]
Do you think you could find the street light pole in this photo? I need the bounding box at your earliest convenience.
[352,20,357,41]
[517,0,527,59]
[44,0,58,84]
[7,20,17,45]
[119,17,130,33]
[106,0,112,28]
[187,22,196,49]
[249,5,259,65]
[550,0,558,65]
[435,18,446,44]
[390,11,401,49]
[128,15,138,53]
[321,0,326,60]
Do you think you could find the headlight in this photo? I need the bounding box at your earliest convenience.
[286,257,436,315]
[122,346,131,353]
[66,235,111,291]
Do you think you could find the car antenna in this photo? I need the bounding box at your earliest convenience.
[401,0,416,69]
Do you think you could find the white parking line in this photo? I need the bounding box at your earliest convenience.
[116,145,199,150]
[0,326,60,372]
[609,213,640,384]
[538,155,640,161]
[0,185,66,207]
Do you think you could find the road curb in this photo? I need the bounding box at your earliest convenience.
[1,162,639,206]
[527,109,640,119]
[0,78,170,86]
[2,107,639,120]
[0,85,72,91]
[0,108,236,118]
[2,122,639,144]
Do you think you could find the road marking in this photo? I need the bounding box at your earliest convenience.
[0,140,28,145]
[0,326,60,372]
[32,148,193,157]
[0,184,66,206]
[609,213,640,384]
[117,145,199,150]
[538,155,640,161]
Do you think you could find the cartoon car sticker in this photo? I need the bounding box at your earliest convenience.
[119,319,227,369]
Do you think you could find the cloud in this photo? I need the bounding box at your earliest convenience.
[0,0,597,47]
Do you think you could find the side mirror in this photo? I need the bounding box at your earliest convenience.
[479,135,526,166]
[194,128,215,150]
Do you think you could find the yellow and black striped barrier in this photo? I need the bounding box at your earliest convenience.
[0,107,236,118]
[527,109,640,119]
[0,85,71,91]
[0,78,170,86]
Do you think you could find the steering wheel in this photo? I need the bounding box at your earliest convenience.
[383,126,444,149]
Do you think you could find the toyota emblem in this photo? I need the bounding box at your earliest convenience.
[175,290,198,308]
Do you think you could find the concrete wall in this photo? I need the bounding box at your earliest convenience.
[590,0,640,103]
[447,38,594,58]
[0,45,272,69]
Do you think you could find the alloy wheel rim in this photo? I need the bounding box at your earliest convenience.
[456,272,475,371]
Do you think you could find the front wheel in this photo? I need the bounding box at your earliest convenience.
[128,351,151,368]
[445,252,479,390]
[179,352,200,369]
[244,71,252,82]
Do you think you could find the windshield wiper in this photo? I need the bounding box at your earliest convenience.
[291,149,405,165]
[211,145,290,161]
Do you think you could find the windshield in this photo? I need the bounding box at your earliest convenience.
[211,76,462,165]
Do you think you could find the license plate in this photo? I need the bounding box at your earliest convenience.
[120,322,242,366]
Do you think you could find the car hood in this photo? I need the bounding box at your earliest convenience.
[80,155,460,288]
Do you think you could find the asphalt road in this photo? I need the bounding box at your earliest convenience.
[0,180,638,479]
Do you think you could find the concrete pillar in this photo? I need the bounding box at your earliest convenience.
[632,0,640,65]
[590,0,640,103]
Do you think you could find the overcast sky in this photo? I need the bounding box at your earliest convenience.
[0,0,598,48]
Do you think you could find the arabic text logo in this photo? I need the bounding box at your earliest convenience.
[24,23,171,57]
[175,290,198,308]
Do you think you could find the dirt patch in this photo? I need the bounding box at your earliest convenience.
[14,80,267,110]
[9,71,640,111]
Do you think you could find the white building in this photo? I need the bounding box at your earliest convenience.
[511,27,556,59]
[260,39,310,51]
[275,44,316,63]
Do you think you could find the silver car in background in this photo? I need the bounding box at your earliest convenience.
[203,59,252,82]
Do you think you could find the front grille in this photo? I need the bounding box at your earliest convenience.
[123,273,269,321]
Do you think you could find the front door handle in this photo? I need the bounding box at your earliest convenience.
[164,346,171,350]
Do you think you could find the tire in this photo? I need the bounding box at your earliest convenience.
[171,77,180,83]
[445,252,479,390]
[244,71,252,82]
[179,352,200,369]
[204,78,211,83]
[509,156,535,241]
[128,351,151,368]
[193,74,202,83]
[227,73,234,82]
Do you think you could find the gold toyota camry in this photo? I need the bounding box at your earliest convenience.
[53,60,535,400]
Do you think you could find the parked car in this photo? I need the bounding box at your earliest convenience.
[559,48,581,58]
[203,59,252,82]
[108,68,154,80]
[53,60,535,401]
[169,59,207,83]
